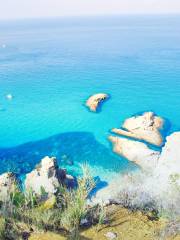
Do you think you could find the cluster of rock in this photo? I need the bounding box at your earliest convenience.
[0,156,75,202]
[86,93,109,112]
[109,112,165,171]
[112,111,164,146]
[94,111,180,216]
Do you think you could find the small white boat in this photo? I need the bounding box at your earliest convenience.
[6,94,13,100]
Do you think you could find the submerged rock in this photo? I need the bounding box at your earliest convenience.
[0,172,18,202]
[109,136,160,171]
[112,112,164,146]
[86,93,109,112]
[25,156,75,196]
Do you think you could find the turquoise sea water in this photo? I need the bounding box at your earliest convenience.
[0,15,180,183]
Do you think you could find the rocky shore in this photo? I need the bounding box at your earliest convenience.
[0,110,179,239]
[93,112,180,225]
[0,156,75,202]
[109,135,160,171]
[111,111,164,146]
[109,112,165,171]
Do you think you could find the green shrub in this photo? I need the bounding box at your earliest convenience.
[61,164,95,239]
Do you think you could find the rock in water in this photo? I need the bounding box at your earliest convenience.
[112,112,164,146]
[25,156,75,196]
[0,172,18,202]
[86,93,109,112]
[109,136,160,171]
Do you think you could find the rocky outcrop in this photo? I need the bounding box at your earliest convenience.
[25,156,75,196]
[109,136,160,171]
[112,112,164,146]
[86,93,109,112]
[154,132,180,184]
[158,132,180,168]
[96,132,180,217]
[0,172,18,202]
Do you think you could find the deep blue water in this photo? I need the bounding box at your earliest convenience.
[0,15,180,182]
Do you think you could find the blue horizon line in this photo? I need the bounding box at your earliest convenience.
[0,12,180,23]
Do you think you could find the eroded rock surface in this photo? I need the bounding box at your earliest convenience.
[109,136,160,171]
[154,132,180,185]
[25,156,75,196]
[112,112,164,146]
[86,93,109,112]
[96,132,180,218]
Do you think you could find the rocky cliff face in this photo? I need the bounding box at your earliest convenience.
[95,130,180,217]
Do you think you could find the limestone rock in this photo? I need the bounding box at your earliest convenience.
[112,112,164,146]
[86,93,109,112]
[109,136,160,171]
[154,132,180,184]
[25,156,74,196]
[158,132,180,168]
[0,172,18,202]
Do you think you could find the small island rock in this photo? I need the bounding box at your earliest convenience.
[112,112,164,146]
[86,93,109,112]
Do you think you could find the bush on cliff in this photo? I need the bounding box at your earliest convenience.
[0,164,96,240]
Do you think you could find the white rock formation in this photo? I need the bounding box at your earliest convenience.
[109,135,160,171]
[95,132,180,217]
[25,156,73,196]
[154,132,180,186]
[112,112,164,146]
[86,93,109,112]
[0,172,18,202]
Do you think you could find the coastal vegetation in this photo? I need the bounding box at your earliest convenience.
[0,163,106,240]
[0,111,180,239]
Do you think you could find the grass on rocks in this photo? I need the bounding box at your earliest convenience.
[0,164,99,240]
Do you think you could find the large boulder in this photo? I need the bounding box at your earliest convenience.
[25,156,75,196]
[0,172,18,202]
[86,93,109,112]
[112,112,164,146]
[109,136,160,171]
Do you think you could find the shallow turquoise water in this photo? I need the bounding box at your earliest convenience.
[0,16,180,182]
